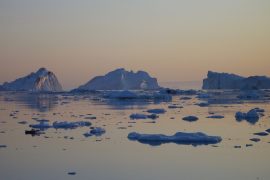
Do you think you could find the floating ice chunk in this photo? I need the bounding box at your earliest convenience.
[53,121,91,129]
[235,108,261,124]
[84,127,106,137]
[128,132,222,146]
[180,96,192,100]
[195,102,209,107]
[253,132,268,136]
[182,116,199,122]
[246,109,260,119]
[0,145,7,148]
[29,120,51,129]
[25,129,44,136]
[253,107,265,113]
[168,105,183,109]
[250,138,260,142]
[146,108,166,114]
[206,115,224,119]
[67,172,76,175]
[129,113,159,120]
[130,113,147,119]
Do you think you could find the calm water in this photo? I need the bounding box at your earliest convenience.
[0,90,270,180]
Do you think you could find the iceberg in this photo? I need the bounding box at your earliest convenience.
[202,71,270,90]
[1,68,63,92]
[75,68,160,90]
[128,132,222,146]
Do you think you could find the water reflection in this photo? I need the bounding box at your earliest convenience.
[2,92,58,112]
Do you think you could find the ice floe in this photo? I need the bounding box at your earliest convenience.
[206,115,225,119]
[84,127,106,137]
[128,132,222,146]
[129,113,159,120]
[146,108,166,114]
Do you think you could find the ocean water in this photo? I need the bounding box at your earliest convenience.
[0,90,270,180]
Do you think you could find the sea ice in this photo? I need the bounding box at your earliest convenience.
[128,132,222,146]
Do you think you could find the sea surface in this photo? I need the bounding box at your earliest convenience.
[0,88,270,180]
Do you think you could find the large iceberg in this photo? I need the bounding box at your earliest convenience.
[128,132,222,146]
[75,68,160,90]
[202,71,270,90]
[0,68,63,92]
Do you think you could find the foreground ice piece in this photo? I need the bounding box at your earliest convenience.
[0,67,63,92]
[75,68,160,90]
[128,132,222,146]
[235,109,261,124]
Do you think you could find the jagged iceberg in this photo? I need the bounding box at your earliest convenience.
[0,68,63,92]
[75,68,160,90]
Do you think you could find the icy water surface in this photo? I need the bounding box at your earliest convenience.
[0,90,270,180]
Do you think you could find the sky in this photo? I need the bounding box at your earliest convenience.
[0,0,270,90]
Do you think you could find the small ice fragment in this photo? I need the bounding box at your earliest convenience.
[182,116,199,122]
[250,138,260,142]
[253,132,268,136]
[206,115,224,119]
[147,108,166,114]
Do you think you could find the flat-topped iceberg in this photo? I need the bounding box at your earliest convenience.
[0,68,63,92]
[75,68,160,90]
[128,132,222,146]
[202,71,270,90]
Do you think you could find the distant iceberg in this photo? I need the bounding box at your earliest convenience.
[0,68,63,92]
[74,68,160,90]
[128,132,222,146]
[202,71,270,90]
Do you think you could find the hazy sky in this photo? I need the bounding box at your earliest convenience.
[1,0,270,89]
